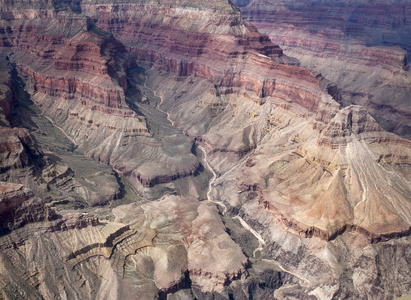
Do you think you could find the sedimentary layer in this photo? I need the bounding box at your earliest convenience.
[0,3,199,187]
[0,0,410,298]
[235,0,411,138]
[72,0,411,245]
[0,182,57,234]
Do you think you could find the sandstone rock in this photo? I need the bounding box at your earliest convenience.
[0,127,42,174]
[214,102,411,241]
[0,182,56,234]
[0,4,199,189]
[0,0,409,298]
[114,195,248,293]
[0,53,121,206]
[236,0,411,138]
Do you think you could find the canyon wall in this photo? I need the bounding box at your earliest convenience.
[235,0,411,138]
[0,0,409,299]
[0,2,199,189]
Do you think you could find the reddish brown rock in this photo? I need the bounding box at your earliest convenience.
[215,100,411,240]
[0,182,56,233]
[0,0,409,299]
[0,127,42,174]
[0,4,200,189]
[235,0,411,138]
[78,1,411,242]
[81,1,326,112]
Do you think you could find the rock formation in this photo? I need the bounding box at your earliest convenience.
[0,182,56,234]
[0,0,410,299]
[0,52,121,206]
[0,1,199,190]
[234,0,411,138]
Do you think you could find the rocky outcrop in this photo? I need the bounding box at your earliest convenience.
[235,0,411,138]
[241,200,411,299]
[113,196,248,293]
[80,1,330,114]
[0,64,17,127]
[77,0,411,241]
[260,197,411,243]
[0,57,42,176]
[58,223,156,272]
[0,53,122,206]
[317,105,390,148]
[0,0,410,298]
[0,195,250,299]
[213,100,411,241]
[45,213,99,232]
[0,182,57,234]
[0,3,200,189]
[0,127,42,174]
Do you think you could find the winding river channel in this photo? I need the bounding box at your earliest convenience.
[143,76,266,258]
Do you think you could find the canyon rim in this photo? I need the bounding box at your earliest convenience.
[0,0,410,299]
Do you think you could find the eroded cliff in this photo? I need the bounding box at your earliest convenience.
[235,0,411,138]
[0,0,410,299]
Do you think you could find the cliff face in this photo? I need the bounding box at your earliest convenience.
[0,57,41,176]
[0,0,410,299]
[0,52,123,206]
[234,0,411,138]
[0,2,200,188]
[80,0,342,150]
[0,182,57,234]
[81,0,410,232]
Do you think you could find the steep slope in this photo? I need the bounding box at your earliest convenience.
[0,0,410,299]
[80,0,411,297]
[79,0,411,235]
[235,0,411,138]
[0,51,122,206]
[0,1,199,190]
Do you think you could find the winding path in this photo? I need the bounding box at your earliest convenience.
[196,144,228,214]
[143,77,176,128]
[262,259,311,284]
[233,216,265,258]
[43,114,77,146]
[143,76,228,214]
[142,76,265,257]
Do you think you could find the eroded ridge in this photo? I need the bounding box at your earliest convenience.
[63,224,156,269]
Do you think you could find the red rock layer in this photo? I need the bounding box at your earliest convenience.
[45,213,99,232]
[18,63,132,116]
[79,0,411,240]
[236,0,411,50]
[81,1,337,116]
[0,11,132,114]
[235,0,411,138]
[0,6,201,188]
[0,182,57,233]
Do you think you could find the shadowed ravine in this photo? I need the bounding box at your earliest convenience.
[0,0,410,298]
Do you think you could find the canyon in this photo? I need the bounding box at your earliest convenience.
[0,0,410,299]
[234,0,411,138]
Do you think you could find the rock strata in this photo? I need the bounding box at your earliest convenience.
[0,0,409,299]
[0,2,199,189]
[235,0,411,138]
[0,182,56,234]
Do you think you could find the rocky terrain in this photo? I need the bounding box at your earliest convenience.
[0,0,410,299]
[233,0,411,138]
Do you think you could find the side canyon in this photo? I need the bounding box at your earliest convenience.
[0,0,410,299]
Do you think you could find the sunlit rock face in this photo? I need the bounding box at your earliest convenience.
[234,0,411,138]
[0,0,410,299]
[0,0,199,190]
